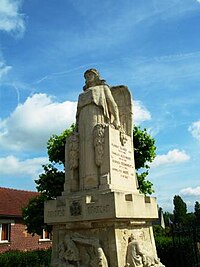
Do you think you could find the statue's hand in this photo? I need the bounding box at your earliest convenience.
[113,120,120,129]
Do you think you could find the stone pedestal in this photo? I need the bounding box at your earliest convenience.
[45,189,160,266]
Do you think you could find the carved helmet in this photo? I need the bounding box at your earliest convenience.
[84,68,100,79]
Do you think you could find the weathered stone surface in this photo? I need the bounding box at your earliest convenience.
[49,221,163,267]
[63,125,138,194]
[44,191,158,224]
[44,69,165,267]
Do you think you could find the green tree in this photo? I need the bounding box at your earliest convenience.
[22,128,74,236]
[35,164,65,198]
[23,125,156,235]
[194,201,200,225]
[163,211,174,227]
[133,126,156,195]
[47,124,75,165]
[185,212,196,227]
[173,195,187,226]
[22,194,51,236]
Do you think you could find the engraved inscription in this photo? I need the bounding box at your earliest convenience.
[87,204,110,215]
[47,209,65,217]
[111,143,134,179]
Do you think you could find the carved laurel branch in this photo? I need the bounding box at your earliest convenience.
[68,132,79,170]
[93,124,106,167]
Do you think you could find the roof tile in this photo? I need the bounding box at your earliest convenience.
[0,187,39,217]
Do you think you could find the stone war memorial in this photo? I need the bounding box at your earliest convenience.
[44,69,165,267]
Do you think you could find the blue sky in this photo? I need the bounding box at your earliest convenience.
[0,0,200,212]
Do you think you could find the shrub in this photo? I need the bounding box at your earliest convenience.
[155,235,198,267]
[0,249,51,267]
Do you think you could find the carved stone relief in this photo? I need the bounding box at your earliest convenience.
[52,233,108,267]
[119,127,128,146]
[125,234,165,267]
[70,201,82,217]
[93,124,106,167]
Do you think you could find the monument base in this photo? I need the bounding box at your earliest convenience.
[45,190,164,267]
[50,220,161,267]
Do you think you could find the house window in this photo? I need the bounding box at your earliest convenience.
[39,229,51,241]
[0,223,10,242]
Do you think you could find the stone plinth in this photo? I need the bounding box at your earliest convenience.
[45,191,158,224]
[45,189,159,267]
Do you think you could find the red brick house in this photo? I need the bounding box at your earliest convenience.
[0,187,52,253]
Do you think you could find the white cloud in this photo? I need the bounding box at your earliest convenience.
[0,155,48,177]
[133,100,151,124]
[180,186,200,197]
[0,61,12,79]
[151,149,190,168]
[0,0,25,35]
[0,93,150,151]
[0,93,77,151]
[188,121,200,142]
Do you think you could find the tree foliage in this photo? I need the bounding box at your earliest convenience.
[136,171,154,195]
[133,126,156,170]
[35,164,65,199]
[22,164,65,236]
[47,124,75,165]
[194,201,200,225]
[23,125,156,235]
[22,126,74,235]
[22,195,51,236]
[173,195,187,226]
[133,126,156,195]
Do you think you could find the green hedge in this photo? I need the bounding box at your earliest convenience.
[155,235,198,267]
[0,249,51,267]
[155,236,175,267]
